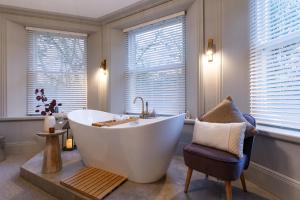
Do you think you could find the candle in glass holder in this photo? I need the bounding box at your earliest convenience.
[49,127,55,133]
[66,138,73,149]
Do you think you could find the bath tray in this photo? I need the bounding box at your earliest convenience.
[92,117,138,127]
[60,167,127,200]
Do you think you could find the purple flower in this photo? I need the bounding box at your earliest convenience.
[50,100,57,107]
[34,89,62,116]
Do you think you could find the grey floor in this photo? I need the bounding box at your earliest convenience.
[0,153,56,200]
[1,152,279,200]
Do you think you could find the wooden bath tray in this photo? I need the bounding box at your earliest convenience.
[92,117,138,127]
[60,167,127,200]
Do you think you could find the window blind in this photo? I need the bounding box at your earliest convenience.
[27,29,87,115]
[125,14,186,115]
[250,0,300,130]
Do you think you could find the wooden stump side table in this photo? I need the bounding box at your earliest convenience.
[37,130,66,174]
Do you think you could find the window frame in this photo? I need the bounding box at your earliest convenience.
[26,28,88,115]
[249,0,300,131]
[124,14,187,116]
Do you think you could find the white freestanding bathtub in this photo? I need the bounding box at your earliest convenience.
[68,110,185,183]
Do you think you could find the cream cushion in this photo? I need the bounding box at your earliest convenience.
[200,96,258,138]
[192,120,246,158]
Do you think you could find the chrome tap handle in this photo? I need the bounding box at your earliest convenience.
[145,102,149,114]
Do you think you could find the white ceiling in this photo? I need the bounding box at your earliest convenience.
[0,0,143,19]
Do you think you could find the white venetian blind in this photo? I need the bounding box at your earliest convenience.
[250,0,300,130]
[27,28,87,115]
[125,14,186,115]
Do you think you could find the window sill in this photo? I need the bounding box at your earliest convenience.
[257,125,300,144]
[0,116,45,122]
[184,119,195,125]
[0,114,68,122]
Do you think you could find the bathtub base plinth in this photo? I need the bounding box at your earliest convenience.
[21,151,91,200]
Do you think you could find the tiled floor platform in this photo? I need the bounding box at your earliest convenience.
[0,150,279,200]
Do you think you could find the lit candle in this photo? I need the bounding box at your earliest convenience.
[66,138,73,149]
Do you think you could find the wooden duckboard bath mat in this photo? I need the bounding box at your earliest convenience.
[60,167,127,200]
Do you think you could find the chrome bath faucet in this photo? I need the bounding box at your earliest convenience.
[133,96,148,118]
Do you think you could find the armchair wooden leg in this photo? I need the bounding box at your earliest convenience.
[240,173,247,192]
[184,167,193,193]
[225,181,232,200]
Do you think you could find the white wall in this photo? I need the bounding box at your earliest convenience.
[0,119,45,155]
[186,0,204,117]
[6,20,27,116]
[0,16,7,116]
[220,0,250,112]
[246,135,300,200]
[107,29,127,114]
[202,0,249,113]
[202,0,222,112]
[87,31,102,110]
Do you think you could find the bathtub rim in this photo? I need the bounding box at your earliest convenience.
[68,109,186,130]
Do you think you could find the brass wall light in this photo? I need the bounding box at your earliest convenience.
[100,59,107,75]
[207,39,215,62]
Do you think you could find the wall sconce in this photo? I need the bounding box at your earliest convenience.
[207,39,215,62]
[100,59,107,75]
